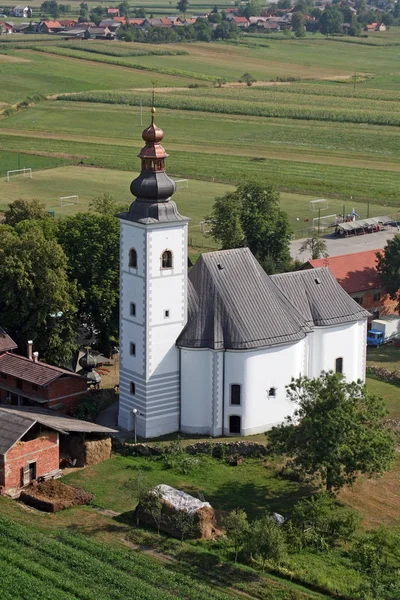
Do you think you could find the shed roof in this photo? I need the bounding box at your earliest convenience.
[0,352,84,386]
[0,406,118,453]
[303,249,383,293]
[0,328,17,353]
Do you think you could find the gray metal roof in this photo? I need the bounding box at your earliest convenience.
[177,248,369,351]
[0,406,118,454]
[271,267,370,327]
[177,248,310,350]
[335,215,392,232]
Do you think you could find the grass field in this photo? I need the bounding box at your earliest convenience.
[1,165,395,243]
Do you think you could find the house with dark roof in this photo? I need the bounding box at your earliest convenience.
[300,249,397,321]
[0,337,88,412]
[0,406,117,496]
[117,110,370,438]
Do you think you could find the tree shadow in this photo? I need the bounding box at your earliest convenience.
[205,478,315,520]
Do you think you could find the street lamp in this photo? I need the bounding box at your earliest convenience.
[132,408,138,445]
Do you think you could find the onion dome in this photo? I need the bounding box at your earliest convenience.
[79,348,97,372]
[118,107,190,225]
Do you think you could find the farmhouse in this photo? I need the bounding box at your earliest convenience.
[0,337,88,412]
[117,111,370,438]
[12,5,32,18]
[37,20,64,33]
[300,249,397,321]
[0,406,117,496]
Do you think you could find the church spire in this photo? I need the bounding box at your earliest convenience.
[119,108,189,224]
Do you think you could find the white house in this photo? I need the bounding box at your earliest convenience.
[118,110,369,438]
[12,5,32,17]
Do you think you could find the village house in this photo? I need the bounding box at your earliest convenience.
[107,7,119,17]
[37,19,64,33]
[12,5,32,18]
[300,249,397,322]
[0,336,88,412]
[0,406,117,496]
[117,112,370,439]
[364,22,386,31]
[0,21,14,34]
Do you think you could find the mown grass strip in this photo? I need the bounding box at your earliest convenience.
[60,41,189,57]
[32,46,217,82]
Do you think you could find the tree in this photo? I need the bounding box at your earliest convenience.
[299,234,328,260]
[141,489,164,535]
[3,198,50,227]
[246,514,287,570]
[0,222,78,365]
[177,0,189,15]
[268,372,395,492]
[56,214,120,355]
[319,5,343,34]
[169,509,196,541]
[239,72,256,86]
[79,1,88,20]
[89,193,127,216]
[376,235,400,312]
[118,1,130,16]
[291,11,305,36]
[209,182,292,273]
[224,509,249,562]
[277,0,291,8]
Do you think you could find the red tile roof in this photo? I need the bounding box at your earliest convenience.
[0,353,84,387]
[233,16,249,23]
[305,249,383,293]
[0,329,17,353]
[42,20,62,28]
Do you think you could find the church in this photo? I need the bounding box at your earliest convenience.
[117,109,369,438]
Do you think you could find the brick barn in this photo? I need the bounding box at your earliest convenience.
[0,335,88,413]
[0,406,117,497]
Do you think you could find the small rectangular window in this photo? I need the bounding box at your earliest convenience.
[353,296,363,306]
[164,310,170,318]
[0,373,6,379]
[130,382,136,395]
[230,384,241,406]
[130,303,136,316]
[373,292,381,302]
[32,384,38,391]
[16,378,23,390]
[335,357,343,374]
[130,342,136,356]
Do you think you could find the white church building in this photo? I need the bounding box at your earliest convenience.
[117,110,369,438]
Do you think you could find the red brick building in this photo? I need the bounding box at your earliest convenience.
[0,406,117,496]
[0,335,88,412]
[301,249,397,321]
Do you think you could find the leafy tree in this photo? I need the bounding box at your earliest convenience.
[79,1,88,20]
[291,11,305,36]
[246,514,287,570]
[224,509,249,562]
[239,72,256,86]
[394,0,400,19]
[209,182,292,273]
[376,235,400,312]
[89,193,127,216]
[348,19,362,36]
[299,234,328,260]
[41,0,59,17]
[0,222,78,365]
[118,1,130,16]
[277,0,291,8]
[291,493,359,548]
[319,5,343,34]
[169,509,196,541]
[56,213,120,355]
[3,198,50,227]
[177,0,189,15]
[268,372,395,492]
[142,489,164,535]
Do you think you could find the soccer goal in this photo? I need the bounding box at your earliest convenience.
[310,198,329,212]
[6,168,32,182]
[59,195,79,207]
[175,179,188,190]
[312,214,337,232]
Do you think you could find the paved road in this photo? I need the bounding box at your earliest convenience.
[291,227,399,261]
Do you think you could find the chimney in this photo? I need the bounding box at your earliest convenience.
[33,351,39,363]
[27,340,33,361]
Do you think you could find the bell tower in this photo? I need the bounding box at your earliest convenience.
[118,108,190,438]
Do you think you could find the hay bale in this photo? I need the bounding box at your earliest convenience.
[20,480,93,512]
[135,484,217,540]
[84,437,112,466]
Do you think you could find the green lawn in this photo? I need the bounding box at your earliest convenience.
[367,344,400,372]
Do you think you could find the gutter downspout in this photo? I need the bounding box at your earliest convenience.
[221,350,226,436]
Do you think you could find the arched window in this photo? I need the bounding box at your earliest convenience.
[335,357,343,374]
[129,248,137,268]
[161,250,173,269]
[229,415,241,434]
